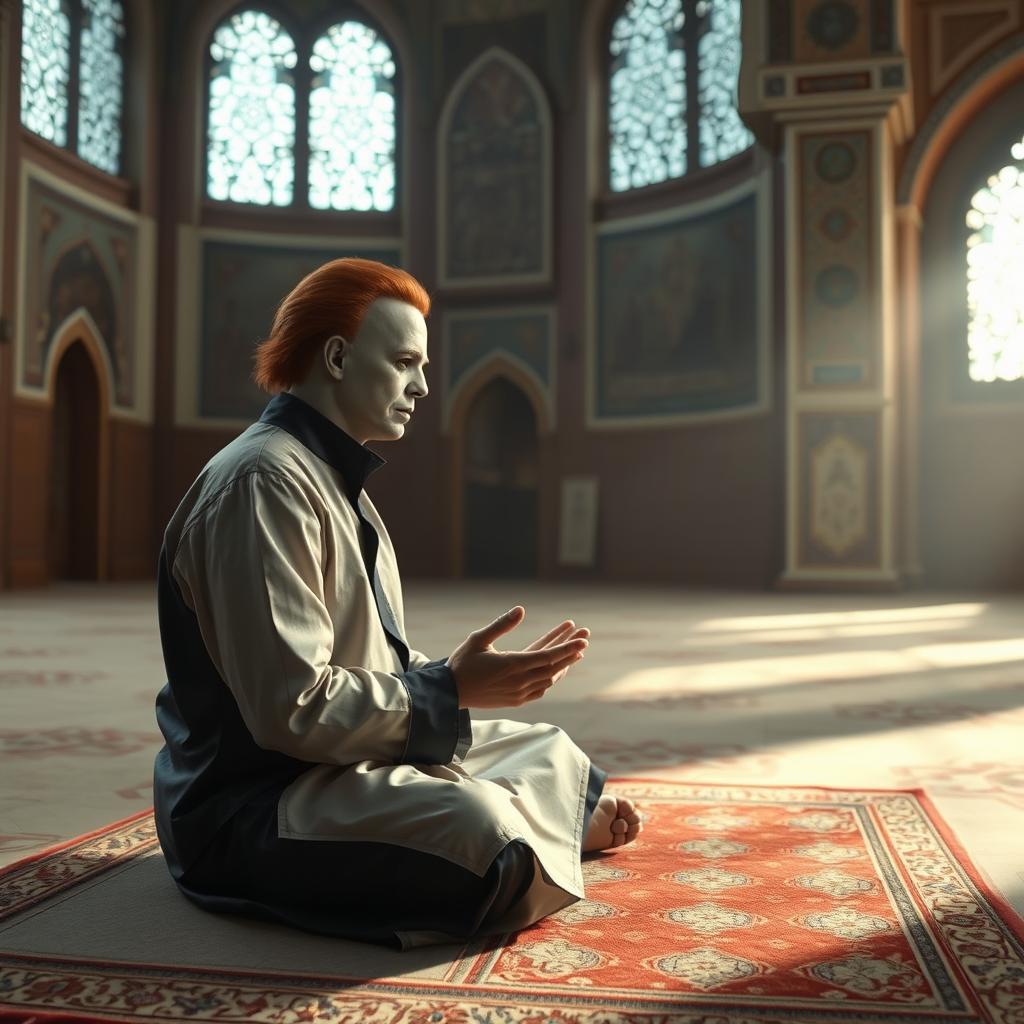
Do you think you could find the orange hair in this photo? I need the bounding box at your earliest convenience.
[252,258,431,392]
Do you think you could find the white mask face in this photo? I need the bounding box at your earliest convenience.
[330,297,429,445]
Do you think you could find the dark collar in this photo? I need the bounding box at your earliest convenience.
[258,392,385,501]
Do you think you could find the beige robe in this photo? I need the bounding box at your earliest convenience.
[163,412,592,947]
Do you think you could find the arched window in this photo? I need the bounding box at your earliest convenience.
[964,133,1024,383]
[20,0,125,174]
[608,0,750,193]
[78,0,126,173]
[309,21,396,211]
[207,9,297,206]
[205,8,399,212]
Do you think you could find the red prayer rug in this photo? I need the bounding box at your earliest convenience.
[1,779,1023,1023]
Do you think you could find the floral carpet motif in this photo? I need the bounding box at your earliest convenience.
[1,781,1023,1024]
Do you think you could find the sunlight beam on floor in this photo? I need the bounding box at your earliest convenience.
[694,603,988,632]
[593,637,1024,699]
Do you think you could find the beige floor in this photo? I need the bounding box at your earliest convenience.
[0,581,1022,923]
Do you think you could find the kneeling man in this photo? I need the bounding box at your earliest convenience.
[153,258,641,948]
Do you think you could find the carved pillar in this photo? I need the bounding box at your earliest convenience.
[741,0,913,588]
[895,203,923,582]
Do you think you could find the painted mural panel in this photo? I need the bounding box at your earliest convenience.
[596,191,759,418]
[22,176,137,406]
[798,411,880,568]
[447,311,551,394]
[443,53,548,283]
[799,131,875,389]
[199,241,399,420]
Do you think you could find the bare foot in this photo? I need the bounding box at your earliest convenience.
[583,793,642,852]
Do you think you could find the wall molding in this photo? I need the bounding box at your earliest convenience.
[13,160,156,422]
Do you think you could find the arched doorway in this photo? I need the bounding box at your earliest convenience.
[917,77,1024,588]
[462,376,540,578]
[49,341,101,580]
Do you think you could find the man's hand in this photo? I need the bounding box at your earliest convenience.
[526,618,590,686]
[448,607,588,709]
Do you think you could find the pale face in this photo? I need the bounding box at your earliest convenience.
[330,297,429,445]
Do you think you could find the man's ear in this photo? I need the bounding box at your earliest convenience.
[324,335,348,379]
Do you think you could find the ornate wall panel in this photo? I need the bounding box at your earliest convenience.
[798,131,876,388]
[179,235,401,425]
[590,176,771,426]
[797,411,881,569]
[441,306,554,431]
[438,47,552,288]
[782,118,898,585]
[927,2,1020,96]
[752,0,907,115]
[17,170,139,409]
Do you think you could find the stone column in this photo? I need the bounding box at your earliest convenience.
[741,0,913,588]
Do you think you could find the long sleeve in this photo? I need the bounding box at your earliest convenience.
[405,650,473,761]
[170,470,463,766]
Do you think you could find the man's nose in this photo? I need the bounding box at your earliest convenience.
[411,369,428,398]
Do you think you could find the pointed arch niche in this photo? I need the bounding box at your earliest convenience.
[437,47,553,289]
[36,314,112,583]
[447,360,549,578]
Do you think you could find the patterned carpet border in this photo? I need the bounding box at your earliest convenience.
[1,780,1022,1024]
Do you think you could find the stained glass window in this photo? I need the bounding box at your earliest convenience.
[308,21,396,211]
[207,10,297,206]
[607,0,751,193]
[78,0,125,173]
[609,0,686,192]
[697,0,752,167]
[965,136,1024,383]
[20,0,72,146]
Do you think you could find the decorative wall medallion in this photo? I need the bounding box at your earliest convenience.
[814,264,859,307]
[820,208,854,242]
[800,133,875,391]
[815,140,857,182]
[644,948,764,989]
[806,1,860,50]
[881,63,904,87]
[810,433,868,557]
[765,74,786,97]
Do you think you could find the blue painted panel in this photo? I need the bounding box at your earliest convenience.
[596,191,760,418]
[199,241,400,420]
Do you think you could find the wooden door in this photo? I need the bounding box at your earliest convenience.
[49,342,100,580]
